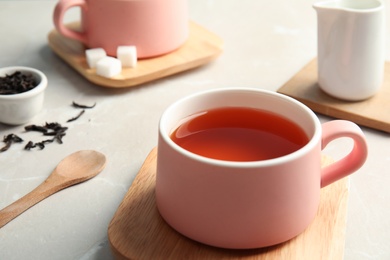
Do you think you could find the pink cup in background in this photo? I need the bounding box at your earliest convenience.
[53,0,189,58]
[156,88,368,249]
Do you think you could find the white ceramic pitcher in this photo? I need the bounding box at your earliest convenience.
[313,0,385,101]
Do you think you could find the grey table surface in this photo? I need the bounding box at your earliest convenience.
[1,1,390,259]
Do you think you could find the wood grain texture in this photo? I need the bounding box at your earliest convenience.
[47,22,223,88]
[108,147,348,260]
[0,150,106,228]
[278,59,390,133]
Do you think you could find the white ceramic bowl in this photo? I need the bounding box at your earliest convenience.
[0,66,47,125]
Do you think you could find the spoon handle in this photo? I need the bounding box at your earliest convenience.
[0,173,64,228]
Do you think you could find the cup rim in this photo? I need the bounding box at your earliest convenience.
[159,88,322,168]
[0,66,48,100]
[313,0,383,12]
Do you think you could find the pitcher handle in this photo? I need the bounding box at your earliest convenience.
[320,120,368,188]
[53,0,88,45]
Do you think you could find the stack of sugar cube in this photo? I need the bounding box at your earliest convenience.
[85,46,137,78]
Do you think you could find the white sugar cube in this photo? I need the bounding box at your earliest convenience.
[96,57,122,78]
[117,46,137,68]
[85,48,106,68]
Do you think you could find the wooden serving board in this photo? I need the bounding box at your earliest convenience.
[47,21,223,88]
[278,59,390,133]
[108,147,349,260]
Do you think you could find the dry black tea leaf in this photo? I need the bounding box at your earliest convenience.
[24,124,48,133]
[1,134,23,152]
[24,141,44,150]
[3,100,96,152]
[67,110,85,122]
[24,122,68,150]
[72,101,96,109]
[42,122,68,136]
[0,71,37,95]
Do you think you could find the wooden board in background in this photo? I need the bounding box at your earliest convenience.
[108,147,349,260]
[47,22,223,88]
[278,59,390,133]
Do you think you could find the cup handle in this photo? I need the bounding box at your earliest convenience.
[53,0,87,45]
[320,120,368,188]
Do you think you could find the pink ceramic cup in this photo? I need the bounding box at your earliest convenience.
[53,0,189,58]
[156,88,368,249]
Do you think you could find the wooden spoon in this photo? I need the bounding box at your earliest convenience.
[0,150,106,228]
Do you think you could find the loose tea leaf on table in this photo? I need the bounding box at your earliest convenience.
[72,101,96,109]
[67,110,85,122]
[24,122,68,150]
[24,124,48,133]
[0,134,23,152]
[1,100,96,152]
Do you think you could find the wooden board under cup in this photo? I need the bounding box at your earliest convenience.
[278,58,390,133]
[47,21,223,88]
[108,147,348,260]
